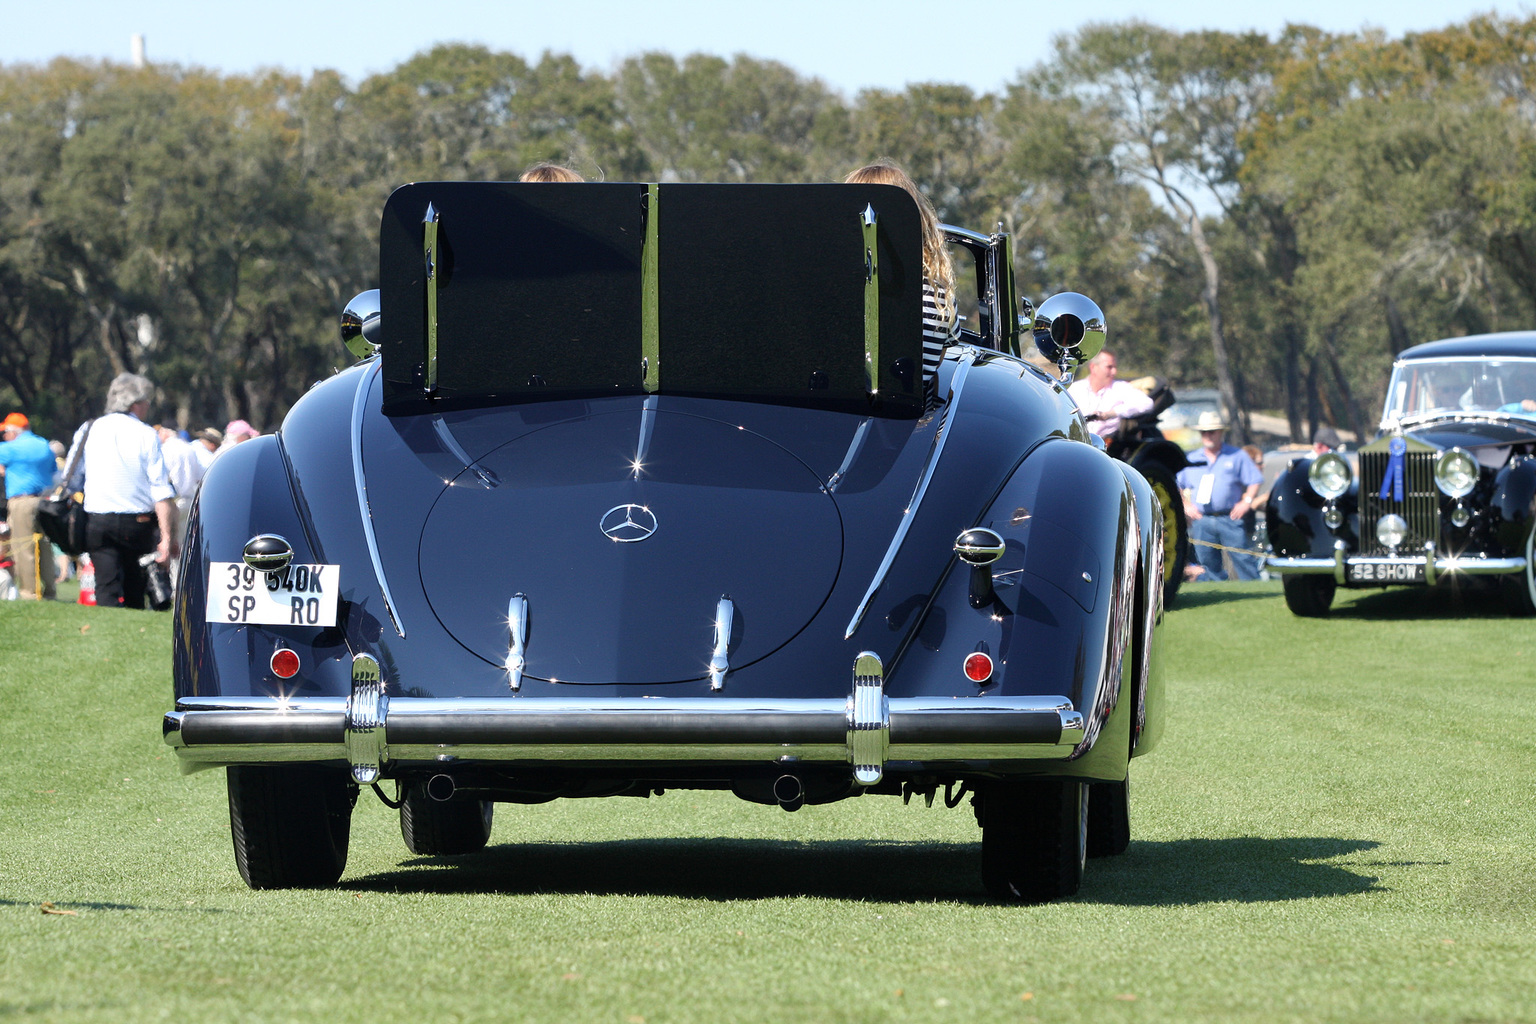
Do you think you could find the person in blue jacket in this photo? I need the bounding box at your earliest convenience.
[0,412,59,599]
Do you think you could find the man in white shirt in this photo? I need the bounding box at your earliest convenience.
[1068,350,1155,440]
[65,373,178,609]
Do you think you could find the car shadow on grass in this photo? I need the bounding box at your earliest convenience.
[345,835,1382,905]
[1169,586,1280,610]
[1332,581,1520,620]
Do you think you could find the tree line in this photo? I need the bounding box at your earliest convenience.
[3,15,1534,445]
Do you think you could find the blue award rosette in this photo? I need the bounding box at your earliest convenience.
[1378,436,1406,502]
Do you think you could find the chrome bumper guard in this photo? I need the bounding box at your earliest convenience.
[165,653,1085,783]
[1267,539,1526,584]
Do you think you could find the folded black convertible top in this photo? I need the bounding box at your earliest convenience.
[378,182,925,417]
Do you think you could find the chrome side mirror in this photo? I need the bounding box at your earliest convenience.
[1032,292,1106,380]
[340,289,381,360]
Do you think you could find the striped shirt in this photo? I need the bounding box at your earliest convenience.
[922,281,959,384]
[65,413,175,514]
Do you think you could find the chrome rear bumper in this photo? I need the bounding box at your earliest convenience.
[164,693,1086,779]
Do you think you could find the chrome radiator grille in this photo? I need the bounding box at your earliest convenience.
[1357,448,1438,556]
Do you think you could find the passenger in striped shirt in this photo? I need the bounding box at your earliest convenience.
[64,373,178,609]
[844,163,959,393]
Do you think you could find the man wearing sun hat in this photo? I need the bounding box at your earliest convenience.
[1177,410,1263,581]
[0,412,59,599]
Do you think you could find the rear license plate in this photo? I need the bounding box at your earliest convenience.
[1346,561,1425,584]
[206,562,341,626]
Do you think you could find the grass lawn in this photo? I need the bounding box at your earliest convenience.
[2,580,1533,1022]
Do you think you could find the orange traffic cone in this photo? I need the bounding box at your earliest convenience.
[77,555,96,606]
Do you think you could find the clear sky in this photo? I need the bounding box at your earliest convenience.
[3,0,1531,96]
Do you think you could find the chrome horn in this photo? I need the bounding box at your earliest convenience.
[1031,292,1106,381]
[340,289,381,360]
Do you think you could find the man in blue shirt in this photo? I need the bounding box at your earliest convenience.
[0,412,59,599]
[1177,411,1264,581]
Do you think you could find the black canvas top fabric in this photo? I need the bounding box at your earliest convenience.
[377,181,923,417]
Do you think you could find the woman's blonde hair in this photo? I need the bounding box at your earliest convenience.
[519,163,583,183]
[843,163,954,314]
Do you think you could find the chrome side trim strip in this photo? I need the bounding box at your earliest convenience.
[709,596,733,691]
[344,654,387,784]
[847,652,889,785]
[845,348,976,639]
[165,694,1082,767]
[506,594,528,691]
[351,360,405,637]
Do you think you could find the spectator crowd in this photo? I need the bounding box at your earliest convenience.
[0,373,261,608]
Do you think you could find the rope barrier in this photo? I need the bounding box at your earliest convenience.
[1188,537,1270,559]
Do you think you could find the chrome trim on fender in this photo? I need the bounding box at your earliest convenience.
[845,348,976,638]
[164,693,1085,771]
[847,652,889,785]
[351,360,405,637]
[432,415,500,489]
[344,654,387,784]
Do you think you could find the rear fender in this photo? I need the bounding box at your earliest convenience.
[890,438,1139,779]
[173,436,354,700]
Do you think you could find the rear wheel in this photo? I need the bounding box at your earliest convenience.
[400,784,494,855]
[1138,460,1188,608]
[1282,574,1336,617]
[1502,527,1536,616]
[980,780,1088,902]
[1087,775,1130,858]
[227,765,354,889]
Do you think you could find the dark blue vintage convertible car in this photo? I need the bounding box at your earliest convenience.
[165,183,1167,901]
[1267,333,1536,616]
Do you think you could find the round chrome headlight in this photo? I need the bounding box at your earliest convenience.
[1308,453,1351,500]
[1434,448,1478,499]
[1377,513,1408,550]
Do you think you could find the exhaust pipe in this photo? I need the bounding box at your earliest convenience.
[772,774,804,812]
[426,774,457,802]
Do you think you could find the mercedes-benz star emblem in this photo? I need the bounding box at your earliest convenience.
[600,504,658,543]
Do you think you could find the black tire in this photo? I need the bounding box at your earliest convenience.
[1282,574,1336,617]
[227,765,354,889]
[1503,527,1536,616]
[980,779,1088,902]
[400,784,494,856]
[1087,775,1130,858]
[1138,460,1188,608]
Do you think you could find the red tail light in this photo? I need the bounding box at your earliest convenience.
[963,652,994,683]
[270,648,300,679]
